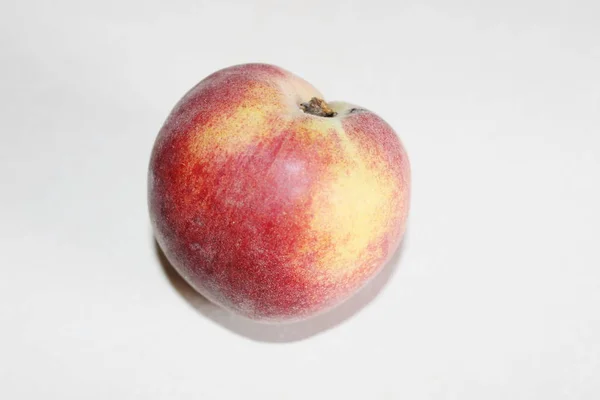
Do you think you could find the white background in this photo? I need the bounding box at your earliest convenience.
[1,0,599,398]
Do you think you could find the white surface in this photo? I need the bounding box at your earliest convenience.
[1,0,599,398]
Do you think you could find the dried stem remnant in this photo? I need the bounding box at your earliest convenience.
[300,97,337,117]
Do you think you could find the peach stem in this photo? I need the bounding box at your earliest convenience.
[300,97,337,117]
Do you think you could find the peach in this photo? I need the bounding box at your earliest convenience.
[148,63,410,322]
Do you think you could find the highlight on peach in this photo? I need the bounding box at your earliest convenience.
[148,63,410,322]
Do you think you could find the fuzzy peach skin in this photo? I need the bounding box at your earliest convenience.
[148,63,410,322]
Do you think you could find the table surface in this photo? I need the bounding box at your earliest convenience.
[2,1,599,398]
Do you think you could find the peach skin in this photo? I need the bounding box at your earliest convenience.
[149,63,410,322]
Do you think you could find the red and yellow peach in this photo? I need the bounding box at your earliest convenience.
[149,63,410,321]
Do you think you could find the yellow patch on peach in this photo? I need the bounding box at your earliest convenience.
[304,127,399,277]
[188,82,285,156]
